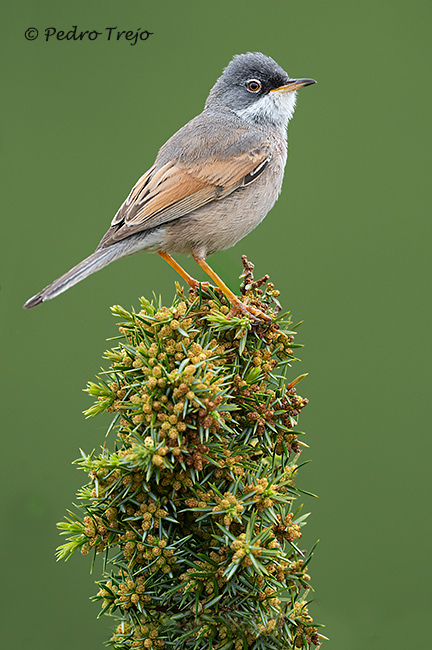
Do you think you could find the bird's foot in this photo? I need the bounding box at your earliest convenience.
[188,280,211,293]
[227,297,272,323]
[188,280,223,295]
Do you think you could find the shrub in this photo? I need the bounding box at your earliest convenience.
[58,257,323,650]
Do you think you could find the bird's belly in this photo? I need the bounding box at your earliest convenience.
[162,161,285,258]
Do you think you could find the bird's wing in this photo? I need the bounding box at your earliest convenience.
[97,121,271,249]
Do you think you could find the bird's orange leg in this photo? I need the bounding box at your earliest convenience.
[192,255,271,322]
[158,251,210,291]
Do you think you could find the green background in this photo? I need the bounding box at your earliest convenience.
[2,1,431,648]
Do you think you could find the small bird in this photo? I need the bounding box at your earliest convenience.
[24,52,315,318]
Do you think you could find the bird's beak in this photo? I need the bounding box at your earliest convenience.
[270,78,317,93]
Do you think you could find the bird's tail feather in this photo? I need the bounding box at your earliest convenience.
[23,244,128,309]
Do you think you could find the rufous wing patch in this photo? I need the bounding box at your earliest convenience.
[97,146,271,249]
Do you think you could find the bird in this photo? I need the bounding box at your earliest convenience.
[23,52,315,318]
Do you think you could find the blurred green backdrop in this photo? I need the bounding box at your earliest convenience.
[1,1,431,648]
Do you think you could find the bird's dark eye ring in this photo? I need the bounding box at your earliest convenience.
[246,79,262,93]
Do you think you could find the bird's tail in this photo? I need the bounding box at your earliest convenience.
[23,242,132,309]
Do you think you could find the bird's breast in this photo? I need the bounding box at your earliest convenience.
[163,134,287,258]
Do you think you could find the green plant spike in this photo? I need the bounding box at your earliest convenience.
[57,256,324,650]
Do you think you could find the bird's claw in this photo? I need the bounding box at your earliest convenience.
[188,280,223,295]
[227,297,272,323]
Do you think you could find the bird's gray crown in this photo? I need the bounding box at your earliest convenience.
[205,52,290,114]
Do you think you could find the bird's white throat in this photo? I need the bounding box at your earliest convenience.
[234,89,297,130]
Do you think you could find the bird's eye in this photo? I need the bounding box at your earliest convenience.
[246,79,262,93]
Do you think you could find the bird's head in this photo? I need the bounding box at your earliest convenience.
[206,52,316,129]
